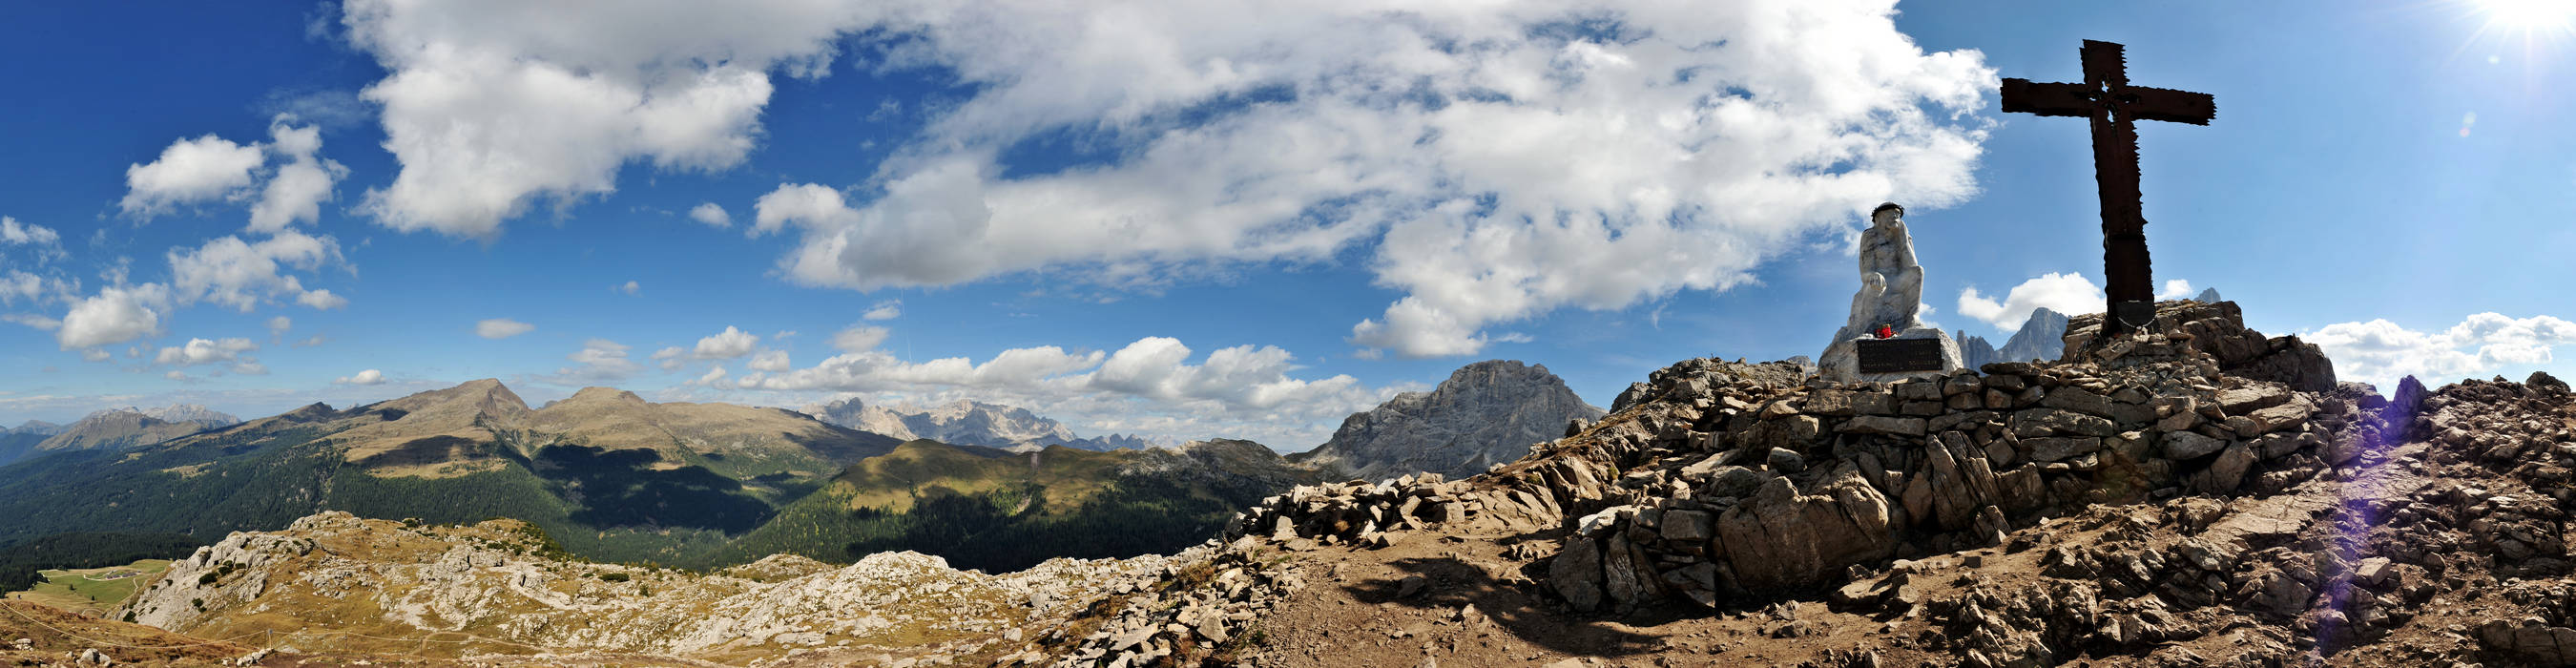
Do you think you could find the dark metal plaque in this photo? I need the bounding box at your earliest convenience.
[2111,300,2159,331]
[1857,338,1944,374]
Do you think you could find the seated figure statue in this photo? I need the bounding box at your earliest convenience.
[1818,202,1963,382]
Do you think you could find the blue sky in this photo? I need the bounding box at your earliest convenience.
[1,0,2569,449]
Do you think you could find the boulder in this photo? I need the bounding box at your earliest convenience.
[1715,470,1897,591]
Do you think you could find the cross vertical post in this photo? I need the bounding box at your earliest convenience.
[2001,40,2214,337]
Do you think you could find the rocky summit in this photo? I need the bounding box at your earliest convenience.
[21,300,2576,668]
[807,397,1156,451]
[1300,359,1604,480]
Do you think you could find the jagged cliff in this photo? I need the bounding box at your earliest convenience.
[1300,360,1603,480]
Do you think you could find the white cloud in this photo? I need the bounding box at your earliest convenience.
[247,116,350,232]
[165,370,195,383]
[166,231,346,311]
[297,289,348,310]
[1957,272,2104,331]
[2307,313,2576,388]
[710,335,1401,447]
[544,338,643,385]
[689,202,732,228]
[718,0,1992,358]
[341,0,879,238]
[862,300,902,321]
[296,334,328,347]
[1,217,59,245]
[318,1,1991,356]
[155,338,259,366]
[617,280,640,295]
[0,271,52,306]
[651,345,687,370]
[266,316,293,338]
[475,318,534,339]
[120,135,265,219]
[832,324,889,353]
[57,284,170,350]
[692,325,758,359]
[748,349,791,372]
[3,313,61,330]
[337,368,386,386]
[696,365,729,385]
[2156,279,2193,300]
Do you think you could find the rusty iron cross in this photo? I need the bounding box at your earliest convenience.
[2002,40,2214,337]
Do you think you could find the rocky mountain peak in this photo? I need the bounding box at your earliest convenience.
[560,386,651,407]
[1300,359,1604,480]
[136,404,238,427]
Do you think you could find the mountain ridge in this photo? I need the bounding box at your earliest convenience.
[1300,359,1603,480]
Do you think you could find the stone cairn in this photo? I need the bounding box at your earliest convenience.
[1818,203,1964,383]
[1240,299,2367,616]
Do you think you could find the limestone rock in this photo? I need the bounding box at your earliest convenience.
[1303,360,1604,480]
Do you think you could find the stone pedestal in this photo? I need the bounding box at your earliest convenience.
[1819,326,1964,384]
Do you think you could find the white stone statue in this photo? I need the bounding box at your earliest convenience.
[1818,203,1964,382]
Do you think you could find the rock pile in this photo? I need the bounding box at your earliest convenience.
[1019,536,1303,667]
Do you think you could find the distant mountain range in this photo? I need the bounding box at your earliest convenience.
[0,406,238,467]
[0,380,1313,572]
[803,398,1160,451]
[1298,360,1603,480]
[0,357,1605,573]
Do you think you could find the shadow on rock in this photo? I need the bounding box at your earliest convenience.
[1342,555,1664,658]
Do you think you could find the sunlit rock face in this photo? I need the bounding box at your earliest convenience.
[1302,360,1603,481]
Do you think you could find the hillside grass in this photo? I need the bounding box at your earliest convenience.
[10,559,169,611]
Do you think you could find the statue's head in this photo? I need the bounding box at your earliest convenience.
[1871,202,1903,225]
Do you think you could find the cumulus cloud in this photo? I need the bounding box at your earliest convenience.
[689,202,731,228]
[1957,272,2105,331]
[247,116,350,232]
[543,338,643,385]
[2156,279,2193,300]
[862,300,901,321]
[709,335,1401,447]
[0,272,52,306]
[832,324,889,353]
[165,370,195,383]
[617,280,640,295]
[155,337,258,366]
[123,115,345,231]
[1,217,59,246]
[266,316,292,339]
[748,349,791,372]
[337,368,386,386]
[650,345,687,371]
[475,318,534,339]
[120,135,265,219]
[166,230,347,311]
[56,284,169,350]
[339,0,880,238]
[317,1,1991,355]
[696,365,729,385]
[692,325,758,359]
[2306,313,2576,388]
[723,0,1992,358]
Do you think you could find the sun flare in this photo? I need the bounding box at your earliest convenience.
[2478,0,2576,31]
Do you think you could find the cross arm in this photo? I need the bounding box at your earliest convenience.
[2120,86,2216,125]
[2000,78,2097,117]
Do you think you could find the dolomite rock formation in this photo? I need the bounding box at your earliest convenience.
[1300,360,1603,480]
